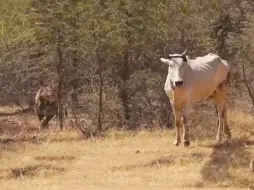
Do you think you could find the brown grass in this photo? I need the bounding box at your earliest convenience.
[0,106,253,190]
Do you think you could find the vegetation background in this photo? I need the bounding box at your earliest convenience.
[0,0,254,189]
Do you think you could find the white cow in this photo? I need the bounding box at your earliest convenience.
[160,50,231,147]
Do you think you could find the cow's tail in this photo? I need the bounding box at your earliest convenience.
[226,70,230,84]
[221,57,231,85]
[225,70,231,90]
[214,104,219,126]
[214,104,218,115]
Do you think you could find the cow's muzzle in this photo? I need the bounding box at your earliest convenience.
[175,81,184,87]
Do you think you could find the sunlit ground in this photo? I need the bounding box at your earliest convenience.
[0,106,253,190]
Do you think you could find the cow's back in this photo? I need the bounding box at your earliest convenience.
[187,53,230,101]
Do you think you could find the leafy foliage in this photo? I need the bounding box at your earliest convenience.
[0,0,254,130]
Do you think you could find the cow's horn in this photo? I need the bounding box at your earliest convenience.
[182,48,188,56]
[163,46,168,57]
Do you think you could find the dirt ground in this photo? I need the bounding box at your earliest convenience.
[0,106,254,190]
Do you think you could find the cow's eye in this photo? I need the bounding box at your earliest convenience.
[169,64,173,68]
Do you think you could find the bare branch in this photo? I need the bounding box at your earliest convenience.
[242,63,254,106]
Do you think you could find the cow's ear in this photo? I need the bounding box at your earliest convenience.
[160,58,169,65]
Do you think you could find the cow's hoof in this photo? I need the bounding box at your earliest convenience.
[183,140,190,147]
[41,120,48,128]
[173,140,180,146]
[216,135,221,142]
[225,131,231,139]
[39,125,46,130]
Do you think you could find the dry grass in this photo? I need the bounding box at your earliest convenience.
[0,106,254,190]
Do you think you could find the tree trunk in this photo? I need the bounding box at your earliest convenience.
[70,48,79,106]
[97,49,103,132]
[119,50,130,121]
[56,28,64,130]
[119,7,132,122]
[242,63,254,106]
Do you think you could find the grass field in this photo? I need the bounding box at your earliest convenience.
[0,106,254,190]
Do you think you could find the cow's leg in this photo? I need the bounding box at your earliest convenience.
[37,114,45,130]
[37,114,44,122]
[213,82,230,142]
[41,117,48,128]
[214,102,223,142]
[222,103,231,140]
[173,112,181,146]
[41,115,55,128]
[182,106,190,147]
[214,102,231,141]
[220,83,231,140]
[212,90,223,142]
[214,104,219,127]
[172,103,182,146]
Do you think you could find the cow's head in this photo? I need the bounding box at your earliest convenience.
[160,49,188,89]
[40,85,58,102]
[37,85,58,116]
